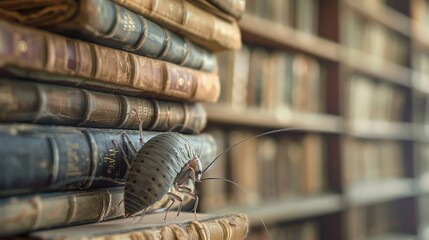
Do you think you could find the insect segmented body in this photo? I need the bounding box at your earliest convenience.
[123,132,202,217]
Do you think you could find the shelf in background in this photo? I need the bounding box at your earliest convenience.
[204,103,344,134]
[345,179,416,206]
[218,194,343,225]
[239,14,340,62]
[238,15,413,88]
[342,49,412,88]
[347,120,414,140]
[344,0,411,37]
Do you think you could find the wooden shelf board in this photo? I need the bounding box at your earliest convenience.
[344,0,411,37]
[239,14,340,61]
[205,103,344,134]
[347,120,414,140]
[342,49,412,87]
[345,179,416,206]
[216,194,343,225]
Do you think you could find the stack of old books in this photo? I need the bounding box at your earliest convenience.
[0,0,248,239]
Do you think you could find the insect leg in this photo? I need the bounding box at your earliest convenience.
[174,184,199,221]
[136,208,148,223]
[165,192,183,221]
[111,198,125,218]
[121,133,141,157]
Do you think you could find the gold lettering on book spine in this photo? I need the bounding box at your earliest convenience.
[137,100,148,123]
[104,147,120,175]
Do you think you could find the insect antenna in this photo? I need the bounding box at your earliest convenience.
[202,127,303,174]
[121,133,140,157]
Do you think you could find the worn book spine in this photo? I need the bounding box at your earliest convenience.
[0,0,216,71]
[0,20,220,103]
[113,0,242,52]
[98,215,249,240]
[0,124,217,196]
[0,187,124,237]
[0,186,197,237]
[28,213,249,240]
[0,79,207,132]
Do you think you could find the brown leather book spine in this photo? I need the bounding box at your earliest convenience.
[0,79,207,132]
[0,20,220,102]
[72,214,249,240]
[113,0,241,52]
[0,0,217,72]
[0,187,124,237]
[187,214,249,240]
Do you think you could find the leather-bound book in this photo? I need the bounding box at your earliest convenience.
[0,0,216,72]
[0,124,217,197]
[0,20,220,103]
[0,185,197,237]
[0,79,207,133]
[27,212,249,240]
[112,0,241,52]
[0,187,124,237]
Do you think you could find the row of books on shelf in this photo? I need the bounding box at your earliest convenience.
[245,0,318,35]
[199,128,327,211]
[249,197,418,240]
[217,45,325,114]
[348,75,406,122]
[343,138,405,187]
[0,0,250,238]
[344,10,409,66]
[200,128,412,212]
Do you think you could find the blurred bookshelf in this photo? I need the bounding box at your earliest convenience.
[196,0,429,239]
